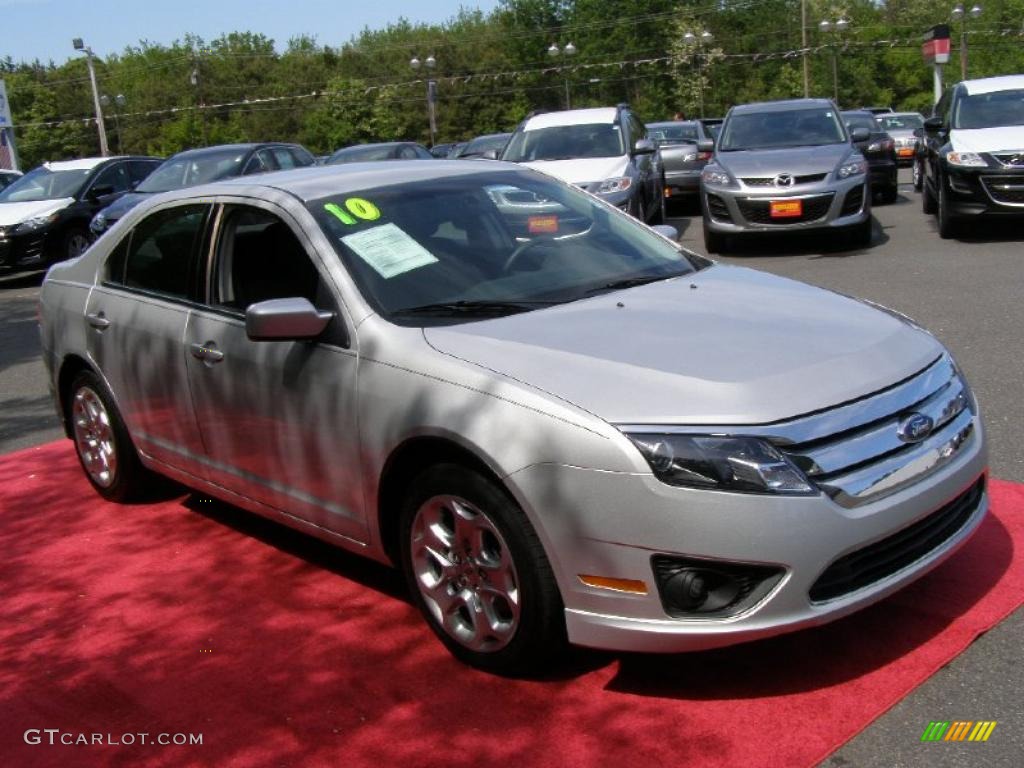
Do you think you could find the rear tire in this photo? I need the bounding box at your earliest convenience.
[67,370,150,502]
[399,464,567,675]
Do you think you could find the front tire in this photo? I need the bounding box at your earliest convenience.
[63,227,92,262]
[68,370,150,501]
[922,175,937,214]
[399,464,566,675]
[912,158,923,191]
[937,173,960,239]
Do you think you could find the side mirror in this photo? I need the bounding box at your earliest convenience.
[923,116,945,133]
[245,297,334,341]
[633,138,656,155]
[850,127,870,143]
[88,184,115,201]
[481,149,501,160]
[696,139,715,154]
[650,224,679,241]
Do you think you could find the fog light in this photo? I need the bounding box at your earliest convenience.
[652,555,784,618]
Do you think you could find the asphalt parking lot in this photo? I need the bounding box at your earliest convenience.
[1,168,1020,766]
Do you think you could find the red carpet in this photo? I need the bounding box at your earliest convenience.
[0,441,1021,768]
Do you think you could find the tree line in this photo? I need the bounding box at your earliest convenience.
[3,0,1023,168]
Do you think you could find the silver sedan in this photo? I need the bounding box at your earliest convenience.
[40,161,987,673]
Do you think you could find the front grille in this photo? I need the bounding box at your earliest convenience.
[841,185,864,216]
[991,152,1024,168]
[737,193,834,224]
[980,175,1024,206]
[740,173,827,187]
[705,192,732,222]
[809,477,984,602]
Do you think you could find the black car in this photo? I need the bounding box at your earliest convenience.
[90,143,316,237]
[429,142,459,158]
[326,142,433,164]
[0,170,21,191]
[920,75,1024,239]
[842,110,898,204]
[0,155,161,272]
[450,133,512,159]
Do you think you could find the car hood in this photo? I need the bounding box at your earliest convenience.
[100,191,152,220]
[950,127,1024,153]
[714,144,852,176]
[0,198,73,226]
[519,156,630,185]
[424,265,943,425]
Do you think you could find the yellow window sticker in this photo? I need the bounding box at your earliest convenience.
[341,223,438,279]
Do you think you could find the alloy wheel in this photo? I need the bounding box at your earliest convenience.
[71,385,118,488]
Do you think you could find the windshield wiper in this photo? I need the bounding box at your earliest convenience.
[580,273,681,298]
[391,299,559,318]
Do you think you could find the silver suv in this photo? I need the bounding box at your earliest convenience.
[40,161,987,674]
[700,98,872,253]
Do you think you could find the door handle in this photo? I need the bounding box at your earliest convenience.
[86,312,110,330]
[189,342,225,364]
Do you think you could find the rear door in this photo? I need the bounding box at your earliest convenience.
[84,202,211,473]
[182,201,365,539]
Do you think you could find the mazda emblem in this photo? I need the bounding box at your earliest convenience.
[774,173,795,188]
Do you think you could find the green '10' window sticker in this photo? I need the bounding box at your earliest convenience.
[325,198,382,225]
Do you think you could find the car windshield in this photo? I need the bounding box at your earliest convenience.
[137,148,248,192]
[502,123,625,161]
[703,121,723,139]
[647,123,699,144]
[0,166,92,202]
[953,89,1024,129]
[329,145,398,163]
[842,113,880,133]
[309,170,699,326]
[878,114,923,131]
[719,107,846,151]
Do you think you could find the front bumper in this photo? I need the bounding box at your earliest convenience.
[508,415,987,653]
[0,226,51,271]
[703,173,869,234]
[944,164,1024,217]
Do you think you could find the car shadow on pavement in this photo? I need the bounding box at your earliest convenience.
[0,270,46,290]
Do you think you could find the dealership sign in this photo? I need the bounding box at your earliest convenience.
[923,25,951,64]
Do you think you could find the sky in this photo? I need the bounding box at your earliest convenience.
[0,0,502,65]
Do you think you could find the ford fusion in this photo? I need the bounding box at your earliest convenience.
[40,161,987,673]
[700,98,872,253]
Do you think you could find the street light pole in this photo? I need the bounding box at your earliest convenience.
[72,38,109,157]
[819,18,850,105]
[547,42,576,109]
[683,30,714,118]
[951,4,982,80]
[410,54,437,147]
[99,94,126,154]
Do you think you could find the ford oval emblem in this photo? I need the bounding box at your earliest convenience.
[897,413,934,443]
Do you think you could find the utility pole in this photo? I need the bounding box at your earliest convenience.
[802,0,809,97]
[190,51,209,145]
[73,38,109,156]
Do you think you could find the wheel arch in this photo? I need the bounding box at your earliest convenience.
[56,354,97,438]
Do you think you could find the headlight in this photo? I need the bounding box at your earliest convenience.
[90,212,107,234]
[595,177,632,194]
[700,167,733,186]
[946,152,987,167]
[836,159,867,179]
[15,212,59,233]
[625,433,816,495]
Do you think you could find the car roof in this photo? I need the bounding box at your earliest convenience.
[335,142,418,151]
[960,74,1024,95]
[40,157,118,171]
[730,98,834,115]
[180,159,524,203]
[169,144,265,159]
[524,107,618,130]
[646,121,698,128]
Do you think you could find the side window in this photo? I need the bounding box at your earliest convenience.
[212,207,322,311]
[399,145,420,159]
[104,232,131,285]
[90,163,131,195]
[124,204,208,299]
[129,160,159,185]
[243,150,278,175]
[272,148,297,170]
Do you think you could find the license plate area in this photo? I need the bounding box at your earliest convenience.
[769,199,803,218]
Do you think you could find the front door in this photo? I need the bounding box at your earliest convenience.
[183,203,365,540]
